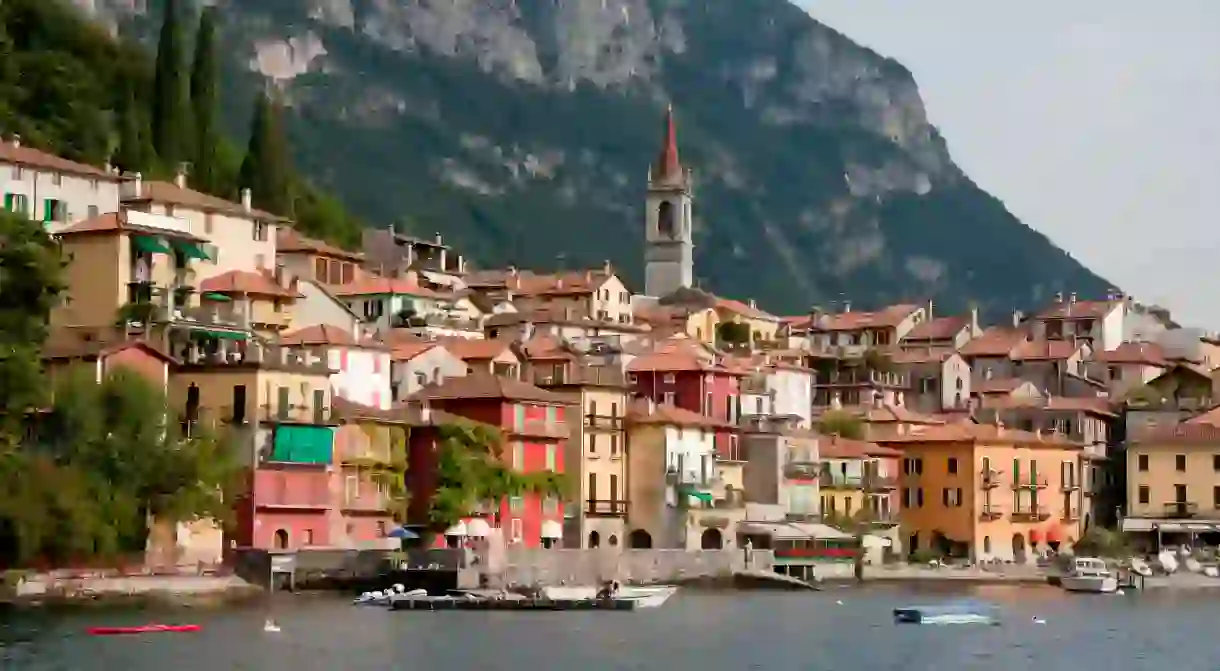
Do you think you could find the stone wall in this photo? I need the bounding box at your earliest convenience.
[485,548,774,587]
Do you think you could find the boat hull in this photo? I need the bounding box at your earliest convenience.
[88,624,201,636]
[541,585,677,608]
[1060,576,1118,593]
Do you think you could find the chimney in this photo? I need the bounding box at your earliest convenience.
[969,305,980,333]
[507,265,517,276]
[842,300,852,313]
[420,402,432,424]
[9,134,19,148]
[434,232,443,245]
[748,298,756,309]
[1069,292,1078,304]
[174,162,189,188]
[927,299,934,321]
[1012,309,1023,328]
[240,188,252,212]
[603,259,612,275]
[584,270,592,283]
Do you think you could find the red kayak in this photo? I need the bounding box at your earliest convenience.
[87,624,202,636]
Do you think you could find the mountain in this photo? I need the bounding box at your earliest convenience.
[75,0,1109,317]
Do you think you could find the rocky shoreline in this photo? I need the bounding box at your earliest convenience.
[0,574,264,610]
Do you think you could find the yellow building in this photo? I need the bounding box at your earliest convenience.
[1123,416,1220,548]
[876,422,1084,563]
[525,337,631,548]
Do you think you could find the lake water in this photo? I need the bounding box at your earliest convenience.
[4,584,1219,670]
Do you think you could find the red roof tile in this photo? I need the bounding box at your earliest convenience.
[1133,423,1220,444]
[1092,342,1169,367]
[0,141,119,179]
[1037,299,1118,320]
[792,304,921,333]
[1010,339,1082,362]
[277,227,364,262]
[329,274,448,299]
[712,296,776,321]
[626,338,744,375]
[819,435,901,459]
[959,327,1025,357]
[875,421,1080,448]
[200,270,300,299]
[436,337,516,362]
[390,342,437,362]
[407,373,568,404]
[55,210,206,242]
[627,398,728,429]
[904,315,970,341]
[126,180,283,221]
[280,324,387,350]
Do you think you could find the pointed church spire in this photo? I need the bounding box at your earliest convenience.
[653,104,683,183]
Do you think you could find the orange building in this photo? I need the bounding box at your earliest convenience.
[876,422,1084,563]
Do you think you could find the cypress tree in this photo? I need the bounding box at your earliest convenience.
[151,0,189,170]
[114,82,154,175]
[238,91,292,216]
[189,7,219,194]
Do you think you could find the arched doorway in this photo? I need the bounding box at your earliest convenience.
[700,528,723,550]
[1011,533,1026,564]
[588,531,601,548]
[274,529,289,549]
[628,529,653,549]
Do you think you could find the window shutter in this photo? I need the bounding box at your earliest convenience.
[43,199,52,222]
[3,194,12,211]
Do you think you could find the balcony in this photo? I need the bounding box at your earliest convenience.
[980,469,1003,489]
[584,499,629,517]
[341,493,395,515]
[508,419,569,440]
[979,505,1003,521]
[863,474,898,491]
[1153,502,1200,519]
[1011,475,1049,490]
[783,462,820,480]
[1010,506,1051,522]
[819,472,863,490]
[174,341,331,375]
[1061,479,1081,492]
[666,467,718,490]
[585,414,625,431]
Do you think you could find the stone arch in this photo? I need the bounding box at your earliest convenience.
[982,535,992,555]
[274,529,289,549]
[657,201,676,238]
[588,530,601,548]
[1011,533,1026,564]
[700,528,723,550]
[628,529,653,549]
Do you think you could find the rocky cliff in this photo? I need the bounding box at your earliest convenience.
[75,0,1110,315]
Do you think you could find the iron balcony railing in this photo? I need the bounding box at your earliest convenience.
[1010,506,1051,521]
[1011,474,1049,490]
[980,469,1003,489]
[783,462,820,480]
[585,499,629,517]
[819,472,863,490]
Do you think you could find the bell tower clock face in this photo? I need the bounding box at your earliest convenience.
[657,200,676,238]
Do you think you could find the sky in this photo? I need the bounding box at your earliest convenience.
[798,1,1220,328]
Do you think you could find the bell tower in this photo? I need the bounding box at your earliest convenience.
[644,105,694,298]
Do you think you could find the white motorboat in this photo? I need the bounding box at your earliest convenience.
[541,584,678,608]
[1060,557,1118,594]
[353,585,426,606]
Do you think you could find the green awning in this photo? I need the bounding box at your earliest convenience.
[171,239,211,260]
[132,234,171,254]
[272,425,334,464]
[202,292,232,302]
[686,491,714,503]
[197,330,247,340]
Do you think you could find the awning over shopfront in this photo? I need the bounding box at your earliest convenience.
[1122,518,1220,533]
[465,518,491,538]
[739,521,852,540]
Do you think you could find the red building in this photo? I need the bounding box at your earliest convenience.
[406,374,569,548]
[627,338,745,460]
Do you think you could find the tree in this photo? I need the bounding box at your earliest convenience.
[817,410,865,440]
[151,0,189,169]
[238,90,292,215]
[113,80,154,174]
[0,210,67,450]
[189,7,220,193]
[716,321,751,345]
[427,421,564,536]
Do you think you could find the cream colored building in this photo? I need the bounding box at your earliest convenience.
[1123,418,1220,547]
[0,137,122,231]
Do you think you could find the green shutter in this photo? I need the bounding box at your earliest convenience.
[42,199,53,222]
[4,194,13,211]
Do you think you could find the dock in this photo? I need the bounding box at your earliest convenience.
[389,597,639,611]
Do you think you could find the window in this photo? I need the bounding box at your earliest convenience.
[1214,486,1220,509]
[1138,454,1149,471]
[916,488,924,507]
[341,262,354,284]
[914,458,923,475]
[253,220,268,241]
[277,386,290,420]
[11,165,22,180]
[1176,454,1187,471]
[4,193,28,215]
[204,212,214,234]
[947,457,958,474]
[1138,486,1149,505]
[588,473,598,502]
[1213,454,1220,471]
[510,518,523,542]
[755,397,763,414]
[663,392,675,405]
[303,529,314,545]
[610,434,618,456]
[509,496,524,513]
[87,205,99,219]
[545,444,556,470]
[983,536,991,554]
[1175,484,1187,503]
[512,442,524,470]
[543,497,558,515]
[50,172,62,186]
[942,488,950,506]
[315,257,327,281]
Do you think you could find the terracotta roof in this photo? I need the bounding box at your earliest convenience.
[484,307,649,333]
[520,335,577,361]
[465,268,615,297]
[959,327,1025,357]
[1185,405,1220,426]
[1010,339,1082,362]
[0,141,119,179]
[840,404,945,425]
[975,377,1030,394]
[331,397,409,424]
[1133,423,1220,444]
[390,342,437,362]
[875,421,1080,448]
[1092,342,1169,367]
[55,210,207,242]
[407,373,568,404]
[712,296,777,321]
[1037,299,1118,320]
[277,227,364,262]
[199,270,300,299]
[626,338,744,375]
[124,180,283,221]
[653,105,684,184]
[980,395,1116,416]
[792,304,921,333]
[819,435,901,459]
[904,315,970,341]
[280,325,388,350]
[436,337,516,362]
[627,398,729,429]
[41,334,176,363]
[634,304,693,327]
[329,274,448,299]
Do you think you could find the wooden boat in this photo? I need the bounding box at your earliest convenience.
[87,624,202,636]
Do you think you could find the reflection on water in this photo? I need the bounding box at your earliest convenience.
[5,586,1220,670]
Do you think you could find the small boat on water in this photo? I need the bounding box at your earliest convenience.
[1060,557,1118,594]
[893,602,997,625]
[541,584,678,609]
[87,624,201,636]
[353,584,425,606]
